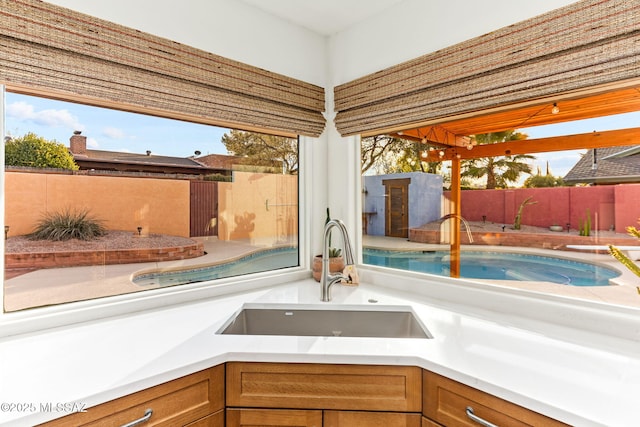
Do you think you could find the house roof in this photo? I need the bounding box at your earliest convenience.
[72,149,229,175]
[563,145,640,185]
[75,149,208,168]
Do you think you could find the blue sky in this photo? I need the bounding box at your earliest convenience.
[520,111,640,177]
[4,93,230,157]
[5,92,640,179]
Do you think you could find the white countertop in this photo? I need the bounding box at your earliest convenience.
[1,275,638,426]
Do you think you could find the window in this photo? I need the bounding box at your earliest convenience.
[361,111,640,309]
[3,92,300,312]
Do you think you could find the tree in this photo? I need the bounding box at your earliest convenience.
[461,131,534,189]
[361,135,405,174]
[523,163,565,187]
[221,130,298,174]
[361,135,441,175]
[5,132,78,170]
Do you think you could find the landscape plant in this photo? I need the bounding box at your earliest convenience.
[608,223,640,295]
[513,196,537,230]
[30,208,106,241]
[5,132,78,170]
[578,209,592,236]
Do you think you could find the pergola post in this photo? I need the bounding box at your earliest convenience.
[449,157,462,277]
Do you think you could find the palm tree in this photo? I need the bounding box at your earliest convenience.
[462,131,534,189]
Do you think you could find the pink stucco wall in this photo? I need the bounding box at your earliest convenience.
[446,184,640,232]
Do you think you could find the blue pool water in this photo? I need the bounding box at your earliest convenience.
[134,247,298,286]
[363,248,619,286]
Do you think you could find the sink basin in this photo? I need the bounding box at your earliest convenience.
[217,304,432,338]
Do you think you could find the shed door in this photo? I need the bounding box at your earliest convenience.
[190,181,218,237]
[383,178,410,238]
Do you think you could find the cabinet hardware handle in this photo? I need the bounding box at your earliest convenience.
[466,406,499,427]
[120,408,153,427]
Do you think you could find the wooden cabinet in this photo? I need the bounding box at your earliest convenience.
[37,362,572,427]
[324,410,421,426]
[227,408,322,426]
[226,362,422,412]
[422,371,569,427]
[39,365,224,427]
[227,409,421,427]
[226,362,423,426]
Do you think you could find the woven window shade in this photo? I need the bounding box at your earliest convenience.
[0,0,325,137]
[334,0,640,136]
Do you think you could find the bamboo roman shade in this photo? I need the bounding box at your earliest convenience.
[334,0,640,136]
[0,0,325,137]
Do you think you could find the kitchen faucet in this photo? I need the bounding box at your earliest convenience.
[320,219,356,301]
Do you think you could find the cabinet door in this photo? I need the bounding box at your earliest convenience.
[423,371,569,427]
[39,365,224,427]
[324,411,421,427]
[226,408,322,427]
[421,416,443,427]
[186,410,225,427]
[227,362,422,412]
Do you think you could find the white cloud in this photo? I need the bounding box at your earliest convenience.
[102,126,126,139]
[87,137,100,149]
[6,101,84,131]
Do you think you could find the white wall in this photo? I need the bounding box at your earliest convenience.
[328,0,579,86]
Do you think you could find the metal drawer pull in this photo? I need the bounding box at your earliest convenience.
[466,406,499,427]
[121,408,153,427]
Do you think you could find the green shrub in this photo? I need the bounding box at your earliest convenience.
[5,132,78,170]
[29,208,106,241]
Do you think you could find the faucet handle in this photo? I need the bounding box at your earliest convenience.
[341,265,359,286]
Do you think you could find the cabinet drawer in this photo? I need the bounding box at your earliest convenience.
[227,408,323,426]
[423,371,568,427]
[39,365,224,427]
[227,362,422,412]
[325,410,421,427]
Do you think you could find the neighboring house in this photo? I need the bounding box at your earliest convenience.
[563,145,640,185]
[197,153,283,173]
[68,132,230,176]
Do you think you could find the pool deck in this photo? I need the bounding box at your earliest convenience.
[4,235,640,312]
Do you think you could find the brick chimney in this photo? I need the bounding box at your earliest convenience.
[69,130,87,154]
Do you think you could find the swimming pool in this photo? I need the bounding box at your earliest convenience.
[133,247,298,287]
[363,248,619,286]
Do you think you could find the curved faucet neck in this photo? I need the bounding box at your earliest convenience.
[320,219,355,301]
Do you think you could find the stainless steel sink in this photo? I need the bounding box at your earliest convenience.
[217,304,432,338]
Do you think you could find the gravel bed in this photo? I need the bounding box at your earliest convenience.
[5,230,198,253]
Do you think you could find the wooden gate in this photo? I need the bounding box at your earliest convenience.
[190,181,218,237]
[383,178,410,238]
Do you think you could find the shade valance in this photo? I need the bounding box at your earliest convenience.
[334,0,640,136]
[0,0,325,137]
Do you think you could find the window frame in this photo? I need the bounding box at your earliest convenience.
[0,85,312,337]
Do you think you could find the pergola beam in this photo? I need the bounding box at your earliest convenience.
[421,127,640,162]
[392,125,471,148]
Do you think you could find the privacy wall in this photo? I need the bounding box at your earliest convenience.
[5,171,191,237]
[450,184,640,233]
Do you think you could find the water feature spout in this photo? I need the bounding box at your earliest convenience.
[439,213,474,243]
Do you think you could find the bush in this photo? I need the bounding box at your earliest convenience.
[29,208,106,241]
[5,132,78,170]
